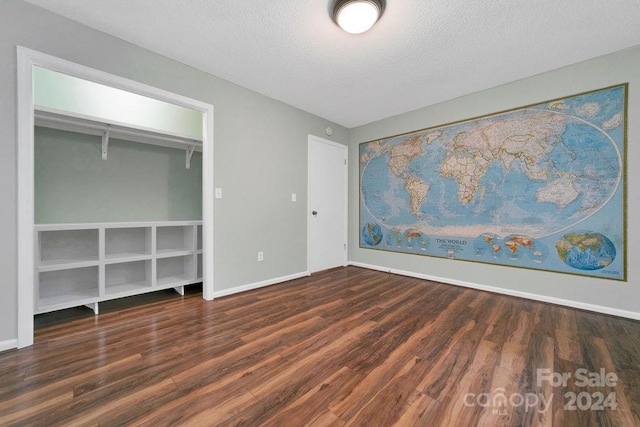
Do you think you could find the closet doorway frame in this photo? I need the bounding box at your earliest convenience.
[16,47,215,348]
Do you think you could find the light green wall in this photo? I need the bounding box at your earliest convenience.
[0,0,347,344]
[349,45,640,317]
[34,66,203,140]
[35,127,202,223]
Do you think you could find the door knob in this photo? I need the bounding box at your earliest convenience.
[312,211,318,216]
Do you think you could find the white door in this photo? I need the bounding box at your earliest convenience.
[308,135,348,273]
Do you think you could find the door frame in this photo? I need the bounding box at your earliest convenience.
[16,47,215,348]
[306,134,348,273]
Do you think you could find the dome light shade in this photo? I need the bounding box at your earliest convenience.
[333,0,384,34]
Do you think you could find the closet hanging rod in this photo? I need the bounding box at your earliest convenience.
[34,110,203,148]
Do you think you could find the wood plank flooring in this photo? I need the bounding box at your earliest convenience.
[1,266,639,426]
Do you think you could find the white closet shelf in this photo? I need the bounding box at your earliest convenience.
[156,275,193,288]
[106,281,150,295]
[105,253,153,263]
[37,291,100,315]
[35,220,202,230]
[156,249,194,258]
[34,107,202,161]
[38,257,100,272]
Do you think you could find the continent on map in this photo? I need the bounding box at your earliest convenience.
[388,136,424,178]
[440,150,490,204]
[404,230,419,248]
[602,113,622,130]
[404,177,429,216]
[504,235,533,260]
[536,175,579,208]
[548,100,569,110]
[360,141,384,164]
[386,131,442,178]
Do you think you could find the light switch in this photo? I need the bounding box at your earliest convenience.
[215,188,223,199]
[291,193,297,202]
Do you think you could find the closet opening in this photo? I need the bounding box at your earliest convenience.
[17,47,214,348]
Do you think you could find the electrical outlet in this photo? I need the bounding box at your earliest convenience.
[258,251,264,262]
[291,193,297,202]
[215,188,223,199]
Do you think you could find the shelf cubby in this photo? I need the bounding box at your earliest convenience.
[37,266,99,313]
[105,260,152,296]
[38,228,99,269]
[105,227,151,262]
[157,255,195,287]
[156,225,195,257]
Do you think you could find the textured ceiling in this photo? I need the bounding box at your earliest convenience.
[22,0,640,128]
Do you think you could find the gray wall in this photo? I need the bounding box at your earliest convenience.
[349,46,640,316]
[35,127,203,223]
[0,0,347,344]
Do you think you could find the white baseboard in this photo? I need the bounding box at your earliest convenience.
[212,271,310,299]
[0,339,18,352]
[349,261,640,321]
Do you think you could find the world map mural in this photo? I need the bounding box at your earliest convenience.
[359,85,626,280]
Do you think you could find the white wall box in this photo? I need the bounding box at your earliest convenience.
[35,221,202,315]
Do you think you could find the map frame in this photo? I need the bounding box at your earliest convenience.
[359,84,628,281]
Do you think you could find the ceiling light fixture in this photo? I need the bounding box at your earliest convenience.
[333,0,384,34]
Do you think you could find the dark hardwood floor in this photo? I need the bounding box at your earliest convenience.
[1,266,639,426]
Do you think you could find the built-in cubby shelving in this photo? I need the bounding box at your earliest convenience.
[35,221,202,315]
